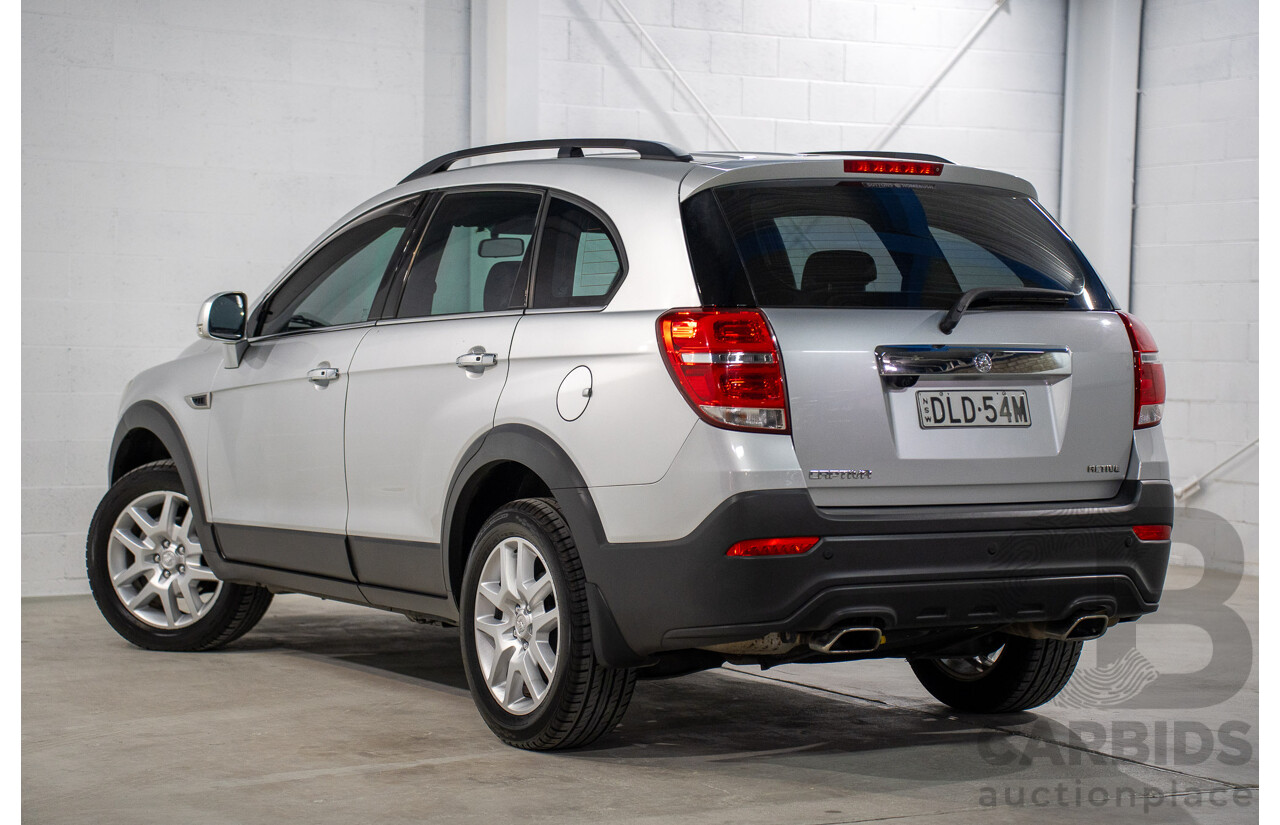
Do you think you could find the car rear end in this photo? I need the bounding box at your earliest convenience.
[575,155,1173,667]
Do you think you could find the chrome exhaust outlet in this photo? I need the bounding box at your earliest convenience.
[809,626,884,654]
[1007,614,1112,642]
[1059,614,1110,641]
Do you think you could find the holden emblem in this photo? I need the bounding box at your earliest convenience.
[973,352,993,373]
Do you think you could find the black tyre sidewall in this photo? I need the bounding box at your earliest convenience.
[459,503,587,746]
[910,635,1082,713]
[86,462,260,652]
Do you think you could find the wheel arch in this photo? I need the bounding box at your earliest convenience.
[443,424,648,668]
[109,401,211,542]
[443,425,590,602]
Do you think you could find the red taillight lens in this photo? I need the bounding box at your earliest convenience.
[726,537,820,557]
[1133,525,1171,542]
[1117,311,1165,429]
[658,309,789,433]
[844,158,943,176]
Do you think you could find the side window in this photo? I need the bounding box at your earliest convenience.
[397,191,541,319]
[532,198,624,309]
[259,197,418,336]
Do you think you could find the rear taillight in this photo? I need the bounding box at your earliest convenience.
[1117,311,1165,429]
[658,308,789,433]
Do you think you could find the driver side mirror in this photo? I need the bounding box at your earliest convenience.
[197,292,247,342]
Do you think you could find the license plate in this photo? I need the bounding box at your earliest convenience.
[916,390,1030,428]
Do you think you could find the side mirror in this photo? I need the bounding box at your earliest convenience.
[197,292,247,342]
[478,237,525,258]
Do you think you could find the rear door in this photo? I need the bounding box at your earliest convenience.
[342,188,542,596]
[691,179,1134,507]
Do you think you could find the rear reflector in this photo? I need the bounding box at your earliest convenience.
[726,537,820,557]
[658,308,789,433]
[1117,311,1165,429]
[844,159,943,176]
[1133,525,1172,542]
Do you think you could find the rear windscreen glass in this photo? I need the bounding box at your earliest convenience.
[685,181,1112,310]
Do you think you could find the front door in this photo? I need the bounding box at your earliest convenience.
[206,195,421,579]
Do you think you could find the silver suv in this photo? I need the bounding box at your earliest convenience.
[86,139,1174,750]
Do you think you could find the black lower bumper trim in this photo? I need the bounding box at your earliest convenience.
[563,480,1173,662]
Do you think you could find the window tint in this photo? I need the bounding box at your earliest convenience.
[398,191,541,318]
[773,216,899,292]
[259,198,418,336]
[532,198,623,308]
[931,228,1025,291]
[692,182,1110,310]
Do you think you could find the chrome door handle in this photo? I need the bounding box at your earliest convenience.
[307,366,340,385]
[456,351,498,373]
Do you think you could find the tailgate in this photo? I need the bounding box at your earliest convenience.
[767,307,1134,506]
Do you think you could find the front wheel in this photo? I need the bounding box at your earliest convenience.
[86,460,273,651]
[909,634,1083,713]
[459,498,635,750]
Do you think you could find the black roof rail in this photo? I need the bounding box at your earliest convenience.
[803,150,954,164]
[399,138,695,184]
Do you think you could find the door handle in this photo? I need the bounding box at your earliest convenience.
[456,350,498,374]
[307,366,340,385]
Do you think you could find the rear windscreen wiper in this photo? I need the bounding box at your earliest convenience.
[939,288,1073,334]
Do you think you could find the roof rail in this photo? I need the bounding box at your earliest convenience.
[803,150,953,164]
[399,139,695,184]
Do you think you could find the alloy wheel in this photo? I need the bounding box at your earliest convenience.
[472,535,561,715]
[934,646,1005,681]
[106,490,222,629]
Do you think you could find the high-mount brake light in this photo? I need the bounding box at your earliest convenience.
[844,159,943,176]
[658,308,789,433]
[1117,312,1166,429]
[726,537,820,557]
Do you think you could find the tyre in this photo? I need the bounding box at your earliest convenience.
[86,460,273,651]
[909,634,1083,713]
[459,498,636,750]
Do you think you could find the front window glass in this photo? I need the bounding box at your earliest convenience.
[258,198,418,336]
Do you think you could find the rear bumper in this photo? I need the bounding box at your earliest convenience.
[561,480,1174,666]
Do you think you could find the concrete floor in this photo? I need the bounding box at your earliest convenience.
[23,566,1257,824]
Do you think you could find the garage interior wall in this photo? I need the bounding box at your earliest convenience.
[21,0,1258,595]
[21,0,467,595]
[532,0,1068,213]
[1130,0,1258,573]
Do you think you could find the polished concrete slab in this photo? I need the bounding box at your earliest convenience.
[23,565,1257,824]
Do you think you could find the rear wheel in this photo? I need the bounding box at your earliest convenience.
[909,634,1082,713]
[460,498,635,750]
[86,460,273,651]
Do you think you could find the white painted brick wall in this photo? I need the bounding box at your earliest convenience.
[22,0,469,596]
[1130,0,1258,573]
[537,0,1068,212]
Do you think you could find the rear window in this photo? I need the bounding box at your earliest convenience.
[683,181,1111,310]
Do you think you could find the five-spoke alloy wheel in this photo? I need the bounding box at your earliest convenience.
[87,460,273,651]
[460,498,635,750]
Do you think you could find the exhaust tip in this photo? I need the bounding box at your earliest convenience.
[1064,614,1109,641]
[809,626,883,654]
